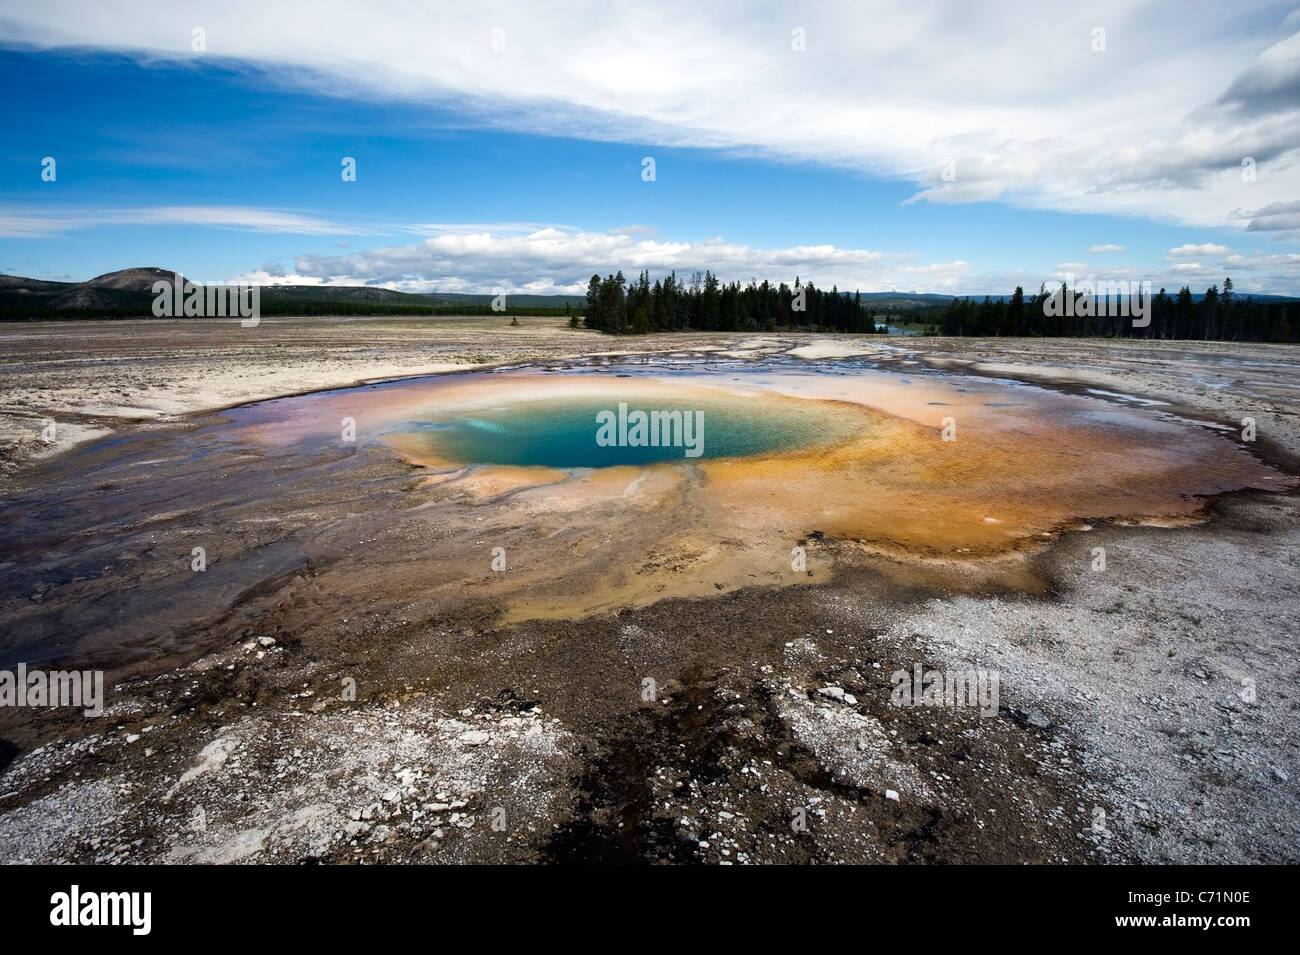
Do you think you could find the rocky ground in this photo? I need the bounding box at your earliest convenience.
[0,318,1296,864]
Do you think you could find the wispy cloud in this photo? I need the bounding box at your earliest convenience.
[0,204,353,237]
[3,1,1298,231]
[1239,199,1300,232]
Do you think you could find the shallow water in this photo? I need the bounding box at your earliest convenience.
[392,392,857,468]
[0,357,1292,668]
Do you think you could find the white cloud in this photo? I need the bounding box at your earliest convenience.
[903,180,1007,205]
[1088,244,1126,253]
[227,224,971,295]
[0,214,60,239]
[215,223,1297,296]
[133,206,353,234]
[0,204,351,237]
[3,1,1299,231]
[1168,243,1231,257]
[1217,28,1300,115]
[1212,251,1300,271]
[1238,199,1300,233]
[225,234,1299,296]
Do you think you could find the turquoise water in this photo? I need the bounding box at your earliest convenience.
[401,394,853,468]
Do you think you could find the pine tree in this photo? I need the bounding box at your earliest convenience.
[584,274,602,330]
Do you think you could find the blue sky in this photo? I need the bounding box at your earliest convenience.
[2,1,1298,295]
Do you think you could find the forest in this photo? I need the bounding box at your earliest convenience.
[579,271,1298,342]
[581,270,881,334]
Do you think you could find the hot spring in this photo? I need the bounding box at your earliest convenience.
[2,360,1290,660]
[390,393,862,468]
[231,363,1287,560]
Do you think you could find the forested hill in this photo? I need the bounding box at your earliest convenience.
[0,269,586,319]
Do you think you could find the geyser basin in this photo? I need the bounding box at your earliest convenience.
[4,360,1292,663]
[395,392,859,468]
[235,364,1288,561]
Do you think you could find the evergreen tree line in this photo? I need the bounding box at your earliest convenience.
[931,278,1296,342]
[581,270,882,334]
[576,270,1297,342]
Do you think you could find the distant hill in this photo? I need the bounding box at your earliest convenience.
[80,267,181,291]
[0,270,587,319]
[0,268,185,316]
[0,269,1294,320]
[856,292,958,310]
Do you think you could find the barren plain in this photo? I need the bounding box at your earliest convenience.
[1,316,1296,864]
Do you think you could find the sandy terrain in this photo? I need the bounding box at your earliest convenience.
[0,317,1297,864]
